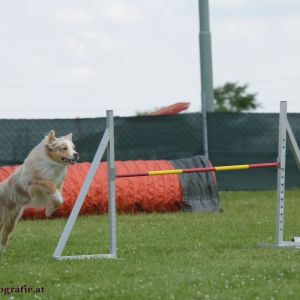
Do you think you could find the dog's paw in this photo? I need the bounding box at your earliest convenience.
[52,190,63,205]
[0,244,6,253]
[45,202,61,217]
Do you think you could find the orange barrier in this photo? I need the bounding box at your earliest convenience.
[0,161,182,219]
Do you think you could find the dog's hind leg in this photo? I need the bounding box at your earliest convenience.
[0,196,4,243]
[0,222,14,252]
[0,222,3,245]
[0,208,23,252]
[0,212,5,251]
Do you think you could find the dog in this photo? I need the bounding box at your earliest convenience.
[0,130,79,252]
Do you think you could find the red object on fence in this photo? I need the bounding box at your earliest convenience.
[148,102,190,115]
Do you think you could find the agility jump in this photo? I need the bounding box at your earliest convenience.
[53,101,300,260]
[115,162,280,178]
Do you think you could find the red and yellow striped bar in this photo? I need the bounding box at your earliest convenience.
[116,162,280,178]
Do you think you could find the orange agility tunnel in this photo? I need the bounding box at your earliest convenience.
[0,161,184,220]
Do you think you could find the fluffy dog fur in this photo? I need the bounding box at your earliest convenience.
[0,130,79,252]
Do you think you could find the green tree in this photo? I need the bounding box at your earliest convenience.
[213,82,260,112]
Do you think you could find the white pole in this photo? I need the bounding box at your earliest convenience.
[275,101,287,246]
[107,110,117,258]
[53,127,110,259]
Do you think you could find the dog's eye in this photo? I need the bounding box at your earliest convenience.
[61,147,68,151]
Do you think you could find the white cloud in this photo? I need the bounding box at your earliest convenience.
[32,57,49,69]
[27,3,40,17]
[64,32,129,57]
[102,2,143,24]
[213,19,257,42]
[213,13,300,44]
[65,36,87,56]
[53,8,93,26]
[282,14,300,38]
[210,0,247,9]
[84,31,99,41]
[63,65,96,78]
[92,32,129,53]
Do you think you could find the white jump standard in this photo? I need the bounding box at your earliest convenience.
[53,101,300,260]
[53,111,116,260]
[259,101,300,248]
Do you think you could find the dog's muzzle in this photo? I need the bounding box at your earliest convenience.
[62,153,79,165]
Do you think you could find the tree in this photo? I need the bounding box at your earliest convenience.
[213,82,260,112]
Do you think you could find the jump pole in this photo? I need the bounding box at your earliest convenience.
[116,162,279,178]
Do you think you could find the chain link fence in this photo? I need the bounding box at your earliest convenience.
[1,112,300,190]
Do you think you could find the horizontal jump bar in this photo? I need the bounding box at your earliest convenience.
[115,162,280,178]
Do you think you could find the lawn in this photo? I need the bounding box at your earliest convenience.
[1,190,300,299]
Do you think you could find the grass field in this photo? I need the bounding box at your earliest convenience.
[1,190,300,299]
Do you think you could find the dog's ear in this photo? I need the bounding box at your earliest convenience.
[65,133,72,141]
[45,143,54,152]
[47,130,56,144]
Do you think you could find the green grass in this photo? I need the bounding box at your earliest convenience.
[1,190,300,299]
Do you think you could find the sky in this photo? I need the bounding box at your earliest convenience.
[0,0,300,118]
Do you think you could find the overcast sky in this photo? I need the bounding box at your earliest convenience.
[0,0,300,118]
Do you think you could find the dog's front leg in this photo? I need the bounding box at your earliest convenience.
[45,179,65,218]
[28,180,63,217]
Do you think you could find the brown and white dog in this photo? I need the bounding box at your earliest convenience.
[0,130,79,252]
